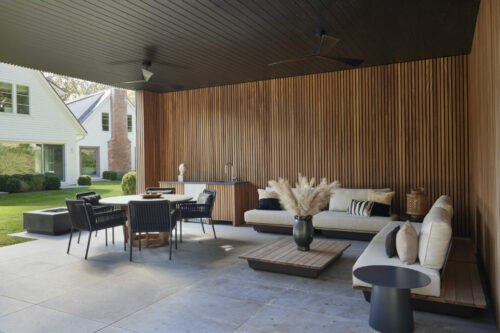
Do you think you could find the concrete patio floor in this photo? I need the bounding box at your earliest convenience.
[0,223,496,333]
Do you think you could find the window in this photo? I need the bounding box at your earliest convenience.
[43,145,64,180]
[0,82,13,113]
[102,112,109,131]
[16,85,29,114]
[127,115,133,132]
[80,147,98,176]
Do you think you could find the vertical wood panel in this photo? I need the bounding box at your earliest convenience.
[469,0,500,321]
[140,56,469,236]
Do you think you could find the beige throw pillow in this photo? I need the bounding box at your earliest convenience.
[368,189,395,206]
[258,189,279,200]
[396,221,418,264]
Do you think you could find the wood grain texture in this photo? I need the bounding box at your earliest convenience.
[138,55,469,236]
[239,237,351,269]
[468,0,500,321]
[354,238,486,309]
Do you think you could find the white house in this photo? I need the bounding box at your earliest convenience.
[0,63,86,184]
[67,89,136,178]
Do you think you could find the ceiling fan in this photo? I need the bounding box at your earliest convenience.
[111,46,186,90]
[268,29,364,67]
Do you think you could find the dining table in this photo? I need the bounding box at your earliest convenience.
[99,194,192,247]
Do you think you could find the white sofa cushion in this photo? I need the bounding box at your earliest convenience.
[418,195,453,270]
[396,221,418,264]
[353,221,441,297]
[313,211,397,232]
[329,188,369,211]
[244,209,295,226]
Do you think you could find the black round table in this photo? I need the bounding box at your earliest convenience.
[353,265,431,333]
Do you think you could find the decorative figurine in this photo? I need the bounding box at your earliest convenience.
[178,163,186,182]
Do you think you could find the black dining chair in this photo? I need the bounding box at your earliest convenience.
[65,199,127,260]
[178,189,216,240]
[76,191,114,242]
[146,187,176,194]
[128,200,178,261]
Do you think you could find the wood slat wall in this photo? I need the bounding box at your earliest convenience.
[469,0,500,321]
[138,55,469,236]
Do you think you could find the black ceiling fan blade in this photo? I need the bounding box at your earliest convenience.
[316,55,364,67]
[319,34,340,56]
[268,54,316,66]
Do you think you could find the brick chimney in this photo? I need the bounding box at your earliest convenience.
[107,89,131,173]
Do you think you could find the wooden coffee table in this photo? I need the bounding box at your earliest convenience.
[239,237,350,278]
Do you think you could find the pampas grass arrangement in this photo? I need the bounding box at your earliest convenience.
[269,174,339,216]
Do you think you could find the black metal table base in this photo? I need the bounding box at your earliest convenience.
[370,285,413,333]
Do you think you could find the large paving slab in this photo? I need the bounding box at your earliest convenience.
[0,223,496,332]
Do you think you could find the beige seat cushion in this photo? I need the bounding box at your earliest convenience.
[418,195,453,269]
[368,189,395,205]
[313,211,397,232]
[396,221,418,264]
[353,221,442,297]
[244,209,295,226]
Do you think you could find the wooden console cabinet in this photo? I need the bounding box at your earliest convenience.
[159,181,249,226]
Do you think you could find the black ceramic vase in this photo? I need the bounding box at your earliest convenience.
[293,215,314,251]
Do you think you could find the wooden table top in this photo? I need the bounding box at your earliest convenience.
[239,237,351,270]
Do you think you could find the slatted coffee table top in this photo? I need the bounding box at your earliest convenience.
[239,237,351,270]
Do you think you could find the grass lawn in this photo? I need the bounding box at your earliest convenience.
[0,181,123,247]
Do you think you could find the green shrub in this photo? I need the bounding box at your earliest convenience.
[6,177,22,193]
[103,171,117,180]
[121,171,136,195]
[44,173,61,190]
[31,174,45,191]
[78,175,92,186]
[20,181,30,192]
[116,172,124,181]
[0,175,9,192]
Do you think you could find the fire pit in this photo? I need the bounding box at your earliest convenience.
[23,207,72,235]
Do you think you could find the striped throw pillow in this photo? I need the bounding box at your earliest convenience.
[348,200,374,216]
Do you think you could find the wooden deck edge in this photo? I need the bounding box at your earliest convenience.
[352,285,487,309]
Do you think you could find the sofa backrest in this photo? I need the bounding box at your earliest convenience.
[418,195,453,270]
[329,188,392,212]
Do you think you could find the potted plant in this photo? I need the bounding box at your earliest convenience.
[269,174,339,251]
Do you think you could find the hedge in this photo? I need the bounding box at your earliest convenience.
[121,171,136,195]
[103,171,118,180]
[0,173,61,193]
[78,175,92,186]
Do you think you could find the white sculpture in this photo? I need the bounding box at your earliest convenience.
[178,163,186,182]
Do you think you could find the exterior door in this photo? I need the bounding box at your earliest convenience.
[80,147,99,176]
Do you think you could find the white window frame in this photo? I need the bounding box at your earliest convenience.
[0,79,30,116]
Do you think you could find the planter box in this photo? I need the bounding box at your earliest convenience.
[23,207,72,235]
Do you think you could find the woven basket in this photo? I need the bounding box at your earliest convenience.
[406,187,428,217]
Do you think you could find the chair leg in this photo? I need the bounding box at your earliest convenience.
[211,218,217,239]
[105,229,108,246]
[180,218,183,243]
[200,218,205,233]
[77,231,81,244]
[175,225,178,250]
[138,232,141,251]
[85,231,92,260]
[169,226,173,260]
[123,225,127,251]
[129,226,133,261]
[112,227,115,244]
[67,229,73,254]
[95,230,98,237]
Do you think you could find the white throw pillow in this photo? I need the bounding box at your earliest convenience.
[396,221,418,264]
[418,196,453,269]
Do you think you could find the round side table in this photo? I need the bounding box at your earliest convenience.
[353,265,431,333]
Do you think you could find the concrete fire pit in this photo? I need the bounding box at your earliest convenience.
[23,207,72,235]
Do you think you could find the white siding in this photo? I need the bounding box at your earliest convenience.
[77,94,136,177]
[0,63,86,184]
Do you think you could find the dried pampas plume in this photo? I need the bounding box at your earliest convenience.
[269,174,340,216]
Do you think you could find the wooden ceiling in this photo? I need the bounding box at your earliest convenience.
[0,0,479,92]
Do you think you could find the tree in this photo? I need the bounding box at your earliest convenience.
[43,73,111,102]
